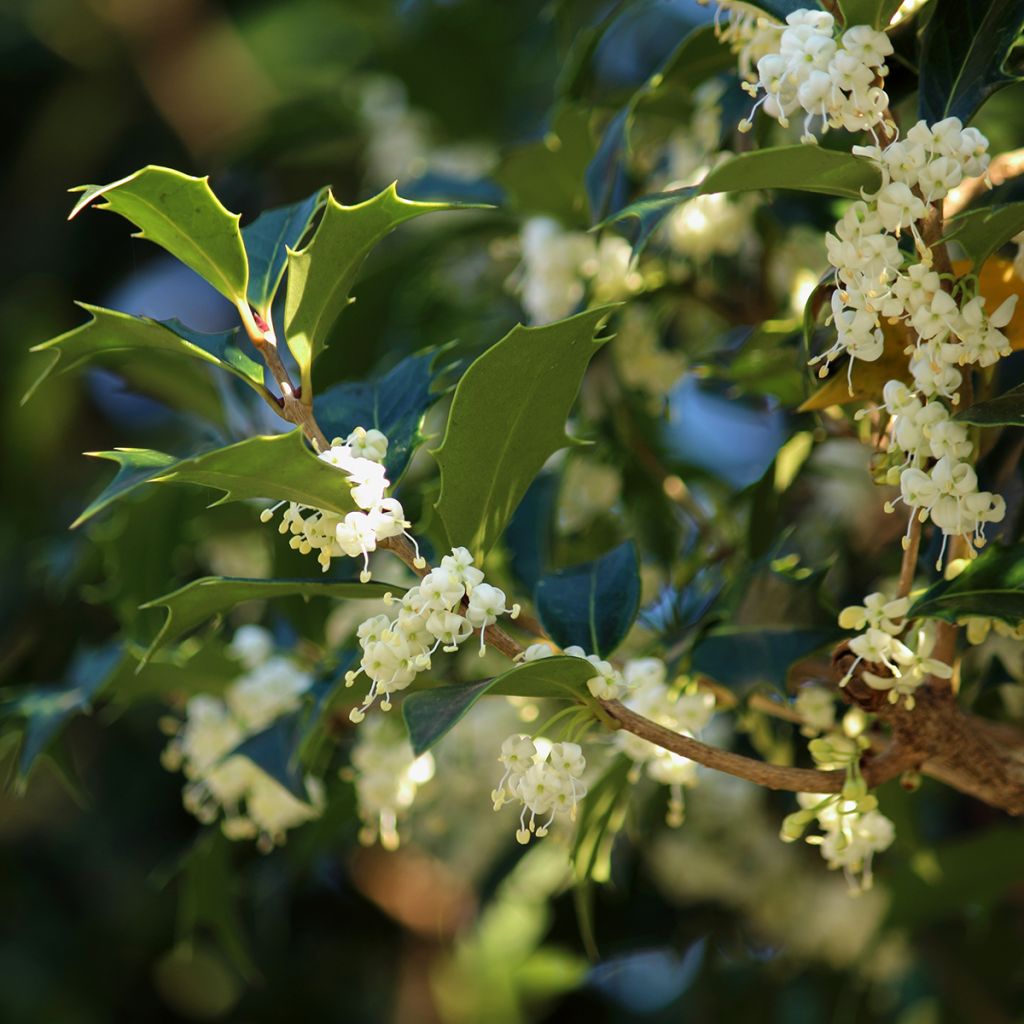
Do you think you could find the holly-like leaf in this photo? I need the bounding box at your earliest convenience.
[402,656,596,756]
[152,430,359,514]
[283,184,480,399]
[225,712,312,802]
[944,202,1024,273]
[691,626,840,692]
[242,188,327,317]
[535,542,640,658]
[140,576,402,660]
[604,147,880,253]
[314,348,449,481]
[24,305,266,407]
[956,382,1024,425]
[838,0,905,28]
[73,448,180,528]
[909,543,1024,623]
[69,166,248,303]
[432,306,615,558]
[1,645,122,790]
[918,0,1024,124]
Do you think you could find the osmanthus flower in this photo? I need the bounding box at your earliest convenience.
[795,685,837,736]
[260,427,424,580]
[161,626,323,851]
[347,714,435,850]
[861,624,953,709]
[491,733,587,844]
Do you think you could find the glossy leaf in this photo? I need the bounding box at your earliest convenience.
[604,147,880,253]
[403,656,596,755]
[69,166,248,302]
[535,542,640,657]
[314,348,449,481]
[242,188,327,316]
[908,543,1024,623]
[140,576,400,659]
[433,306,614,558]
[943,202,1024,271]
[918,0,1024,123]
[24,305,266,407]
[691,626,840,692]
[283,184,478,398]
[956,382,1024,425]
[225,712,311,802]
[73,448,180,528]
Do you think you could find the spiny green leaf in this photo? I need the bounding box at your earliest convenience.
[283,184,481,399]
[153,430,358,515]
[74,448,179,528]
[535,542,640,658]
[106,644,241,703]
[433,306,615,558]
[909,543,1024,623]
[943,202,1024,272]
[919,0,1024,124]
[25,305,266,407]
[70,166,248,303]
[956,382,1024,425]
[690,626,840,692]
[314,348,450,481]
[838,0,905,28]
[402,656,596,756]
[603,147,880,253]
[140,576,400,660]
[224,712,311,803]
[242,188,327,316]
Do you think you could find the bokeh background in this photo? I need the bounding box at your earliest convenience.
[3,1,1024,1022]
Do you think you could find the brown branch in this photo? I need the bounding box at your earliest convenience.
[944,146,1024,218]
[897,513,922,599]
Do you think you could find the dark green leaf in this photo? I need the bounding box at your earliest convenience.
[535,542,640,657]
[603,147,880,253]
[433,306,615,558]
[918,0,1024,124]
[314,348,449,481]
[73,448,179,528]
[690,627,840,692]
[24,305,266,406]
[956,381,1024,425]
[70,166,249,303]
[243,188,327,316]
[908,543,1024,622]
[140,576,401,660]
[283,184,481,399]
[402,656,596,755]
[943,202,1024,271]
[225,712,310,803]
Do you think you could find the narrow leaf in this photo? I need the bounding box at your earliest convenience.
[70,166,248,302]
[140,576,401,659]
[25,305,265,406]
[283,184,482,399]
[535,542,641,657]
[918,0,1024,123]
[243,188,327,316]
[433,306,615,558]
[956,382,1024,425]
[403,656,596,755]
[909,543,1024,623]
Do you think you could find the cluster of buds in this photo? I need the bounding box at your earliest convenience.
[261,427,422,580]
[161,626,323,851]
[491,734,587,844]
[345,547,520,722]
[727,9,893,141]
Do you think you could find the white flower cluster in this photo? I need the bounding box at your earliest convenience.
[710,1,783,83]
[519,641,628,701]
[348,714,435,850]
[261,427,422,581]
[345,547,520,722]
[795,684,837,736]
[782,730,895,890]
[491,734,587,844]
[615,657,715,826]
[514,216,642,324]
[732,9,893,141]
[812,120,1011,554]
[837,592,951,708]
[161,626,323,851]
